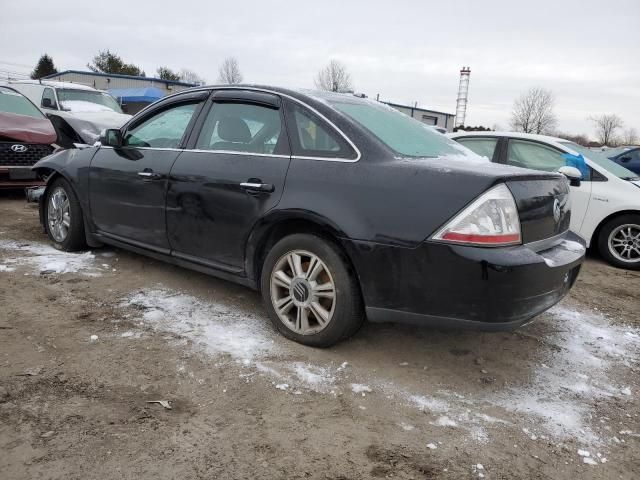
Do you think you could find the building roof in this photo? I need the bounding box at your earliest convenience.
[43,70,197,87]
[382,101,454,117]
[10,79,98,90]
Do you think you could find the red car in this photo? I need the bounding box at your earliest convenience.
[0,86,57,188]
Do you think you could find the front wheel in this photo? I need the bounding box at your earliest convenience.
[597,214,640,270]
[260,234,364,347]
[44,178,87,252]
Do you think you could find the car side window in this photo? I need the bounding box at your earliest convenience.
[41,88,57,109]
[194,102,285,155]
[456,137,498,160]
[285,101,356,159]
[507,139,566,172]
[124,103,198,148]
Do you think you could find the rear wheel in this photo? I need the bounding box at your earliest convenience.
[44,178,87,251]
[597,214,640,270]
[260,234,364,347]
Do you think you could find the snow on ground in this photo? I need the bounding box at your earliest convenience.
[0,240,101,276]
[494,305,639,443]
[120,286,637,447]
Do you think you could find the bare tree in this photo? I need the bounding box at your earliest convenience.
[621,127,638,146]
[179,68,206,85]
[315,60,353,92]
[217,57,243,84]
[510,87,557,134]
[589,114,624,146]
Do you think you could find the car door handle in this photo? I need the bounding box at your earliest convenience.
[240,181,275,193]
[138,170,162,179]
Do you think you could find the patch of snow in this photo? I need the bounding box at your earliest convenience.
[577,449,590,457]
[399,423,415,431]
[351,384,372,395]
[60,100,114,113]
[275,383,289,391]
[0,240,99,275]
[90,335,98,342]
[0,264,16,272]
[583,457,598,465]
[120,331,143,339]
[426,443,437,449]
[432,416,458,427]
[409,394,449,413]
[124,288,277,362]
[494,305,639,442]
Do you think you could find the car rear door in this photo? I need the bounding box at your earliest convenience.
[89,91,208,252]
[503,138,592,235]
[166,89,291,272]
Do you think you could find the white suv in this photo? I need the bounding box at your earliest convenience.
[9,80,130,147]
[449,131,640,270]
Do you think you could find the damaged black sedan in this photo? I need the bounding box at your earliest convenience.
[32,86,585,346]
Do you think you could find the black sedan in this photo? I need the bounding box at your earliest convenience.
[33,85,585,346]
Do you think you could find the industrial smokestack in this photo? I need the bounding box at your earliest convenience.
[455,67,471,128]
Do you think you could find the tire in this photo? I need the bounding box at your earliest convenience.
[597,214,640,270]
[44,177,87,252]
[260,233,364,347]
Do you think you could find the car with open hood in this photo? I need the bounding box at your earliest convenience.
[9,80,130,148]
[0,86,57,188]
[449,131,640,269]
[32,86,585,346]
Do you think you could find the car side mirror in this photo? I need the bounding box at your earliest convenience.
[99,128,123,148]
[41,98,55,109]
[558,166,582,187]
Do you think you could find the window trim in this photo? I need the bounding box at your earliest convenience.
[120,98,206,150]
[284,99,358,161]
[196,87,361,162]
[188,96,290,157]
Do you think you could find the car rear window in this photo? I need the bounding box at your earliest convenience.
[0,87,45,119]
[329,99,463,158]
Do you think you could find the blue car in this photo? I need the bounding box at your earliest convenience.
[609,147,640,175]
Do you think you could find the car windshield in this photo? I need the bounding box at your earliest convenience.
[0,87,46,119]
[328,98,467,158]
[559,141,638,180]
[57,89,123,114]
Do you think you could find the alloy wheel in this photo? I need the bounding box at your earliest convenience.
[608,224,640,264]
[48,187,71,243]
[270,250,336,335]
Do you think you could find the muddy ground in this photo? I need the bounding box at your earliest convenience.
[0,195,638,480]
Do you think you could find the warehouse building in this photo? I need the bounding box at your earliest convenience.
[382,101,455,132]
[42,70,197,113]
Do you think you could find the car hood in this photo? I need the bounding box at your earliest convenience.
[50,110,131,144]
[0,111,57,144]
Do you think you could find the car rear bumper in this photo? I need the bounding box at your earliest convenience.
[343,231,586,330]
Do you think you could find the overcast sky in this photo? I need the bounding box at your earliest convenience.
[1,0,638,137]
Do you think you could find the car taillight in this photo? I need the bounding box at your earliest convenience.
[432,183,521,247]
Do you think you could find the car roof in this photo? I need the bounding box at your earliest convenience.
[448,130,570,144]
[9,79,98,91]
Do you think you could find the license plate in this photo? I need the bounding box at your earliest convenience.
[8,169,37,180]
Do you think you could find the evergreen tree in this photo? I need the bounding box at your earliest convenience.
[31,54,58,79]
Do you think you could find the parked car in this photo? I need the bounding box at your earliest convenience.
[32,87,584,346]
[0,86,57,188]
[9,80,130,148]
[448,131,640,269]
[608,146,640,175]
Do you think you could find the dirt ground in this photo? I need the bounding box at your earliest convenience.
[0,194,638,480]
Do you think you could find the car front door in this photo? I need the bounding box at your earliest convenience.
[166,90,291,272]
[504,138,593,235]
[453,136,501,162]
[89,92,208,252]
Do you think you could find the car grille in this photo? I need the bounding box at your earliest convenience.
[0,142,54,167]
